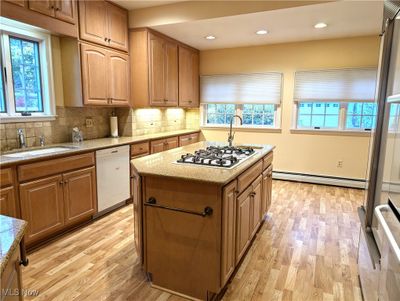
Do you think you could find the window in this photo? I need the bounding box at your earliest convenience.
[0,18,55,122]
[389,103,400,131]
[346,102,377,130]
[201,73,282,128]
[297,102,340,129]
[294,68,377,131]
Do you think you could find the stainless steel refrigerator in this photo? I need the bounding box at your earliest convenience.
[358,1,400,300]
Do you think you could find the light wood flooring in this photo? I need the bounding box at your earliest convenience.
[22,180,364,301]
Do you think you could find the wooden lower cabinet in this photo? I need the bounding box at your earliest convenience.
[19,166,97,245]
[20,175,65,244]
[150,136,179,153]
[262,165,273,215]
[0,186,18,218]
[63,167,96,226]
[236,185,252,264]
[165,136,179,150]
[250,175,262,238]
[221,180,237,286]
[131,169,142,261]
[1,244,23,301]
[179,132,200,147]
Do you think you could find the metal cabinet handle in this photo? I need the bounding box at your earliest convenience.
[145,197,213,217]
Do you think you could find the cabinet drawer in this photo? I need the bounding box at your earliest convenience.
[237,160,263,193]
[263,152,273,170]
[0,168,13,187]
[131,141,150,157]
[18,152,95,182]
[179,132,200,147]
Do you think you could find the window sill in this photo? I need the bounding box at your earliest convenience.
[201,125,282,133]
[0,115,57,123]
[290,128,373,136]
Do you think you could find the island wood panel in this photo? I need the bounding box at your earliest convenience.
[17,152,95,182]
[221,180,237,286]
[262,164,273,215]
[143,176,222,300]
[63,166,97,226]
[1,244,22,301]
[250,174,262,238]
[131,169,143,262]
[19,175,65,244]
[235,185,252,264]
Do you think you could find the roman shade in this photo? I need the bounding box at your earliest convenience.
[200,73,282,104]
[294,68,377,102]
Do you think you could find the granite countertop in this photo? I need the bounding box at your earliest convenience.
[131,141,275,185]
[0,215,27,275]
[0,129,200,167]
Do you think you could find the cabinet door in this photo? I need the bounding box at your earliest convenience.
[151,139,166,154]
[179,46,199,107]
[250,175,262,238]
[236,186,252,263]
[149,34,166,105]
[63,167,96,226]
[20,175,64,244]
[28,0,55,17]
[164,41,178,106]
[79,0,108,46]
[262,165,273,216]
[55,0,75,24]
[109,51,130,106]
[0,186,17,218]
[221,180,237,285]
[165,136,179,150]
[1,245,22,301]
[80,43,109,105]
[106,2,128,52]
[4,0,26,7]
[131,170,143,262]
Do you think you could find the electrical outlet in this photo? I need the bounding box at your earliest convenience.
[85,118,94,128]
[337,160,343,168]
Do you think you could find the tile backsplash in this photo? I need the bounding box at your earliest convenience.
[0,107,200,152]
[0,106,113,151]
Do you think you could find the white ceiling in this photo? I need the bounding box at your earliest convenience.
[112,0,186,10]
[150,1,383,50]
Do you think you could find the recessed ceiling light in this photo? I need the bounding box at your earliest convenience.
[256,29,268,35]
[205,35,216,40]
[314,22,328,29]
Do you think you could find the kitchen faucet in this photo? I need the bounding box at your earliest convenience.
[228,115,243,147]
[17,128,26,148]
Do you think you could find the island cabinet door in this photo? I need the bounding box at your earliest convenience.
[262,165,273,215]
[19,175,65,244]
[131,170,142,261]
[236,185,252,264]
[250,175,262,239]
[221,180,237,286]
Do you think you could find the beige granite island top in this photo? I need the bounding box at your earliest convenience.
[131,141,275,185]
[0,215,27,275]
[0,129,200,167]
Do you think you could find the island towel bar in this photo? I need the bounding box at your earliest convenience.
[145,197,213,217]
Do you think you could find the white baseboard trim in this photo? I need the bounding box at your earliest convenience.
[272,171,366,189]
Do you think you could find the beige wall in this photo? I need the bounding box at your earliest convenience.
[200,35,380,179]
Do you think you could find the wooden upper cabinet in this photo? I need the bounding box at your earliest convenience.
[0,186,18,218]
[107,3,128,51]
[109,52,130,106]
[20,175,65,244]
[79,0,108,46]
[179,46,199,107]
[28,0,55,17]
[54,0,76,24]
[79,0,128,52]
[80,43,109,106]
[149,34,166,105]
[63,167,96,226]
[130,29,197,108]
[164,41,178,105]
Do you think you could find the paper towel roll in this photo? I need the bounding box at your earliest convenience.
[110,116,118,138]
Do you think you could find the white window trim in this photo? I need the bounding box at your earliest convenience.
[0,17,55,123]
[292,101,377,132]
[200,103,282,130]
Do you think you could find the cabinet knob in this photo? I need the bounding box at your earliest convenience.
[104,37,108,42]
[108,38,111,42]
[188,100,192,103]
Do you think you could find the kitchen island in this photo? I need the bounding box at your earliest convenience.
[131,141,274,300]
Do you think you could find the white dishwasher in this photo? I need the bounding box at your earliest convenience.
[96,145,130,215]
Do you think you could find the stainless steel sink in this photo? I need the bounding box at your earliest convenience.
[3,146,77,158]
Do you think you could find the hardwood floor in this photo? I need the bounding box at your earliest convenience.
[22,180,364,301]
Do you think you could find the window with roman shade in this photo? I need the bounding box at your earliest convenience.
[293,68,378,131]
[200,73,283,128]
